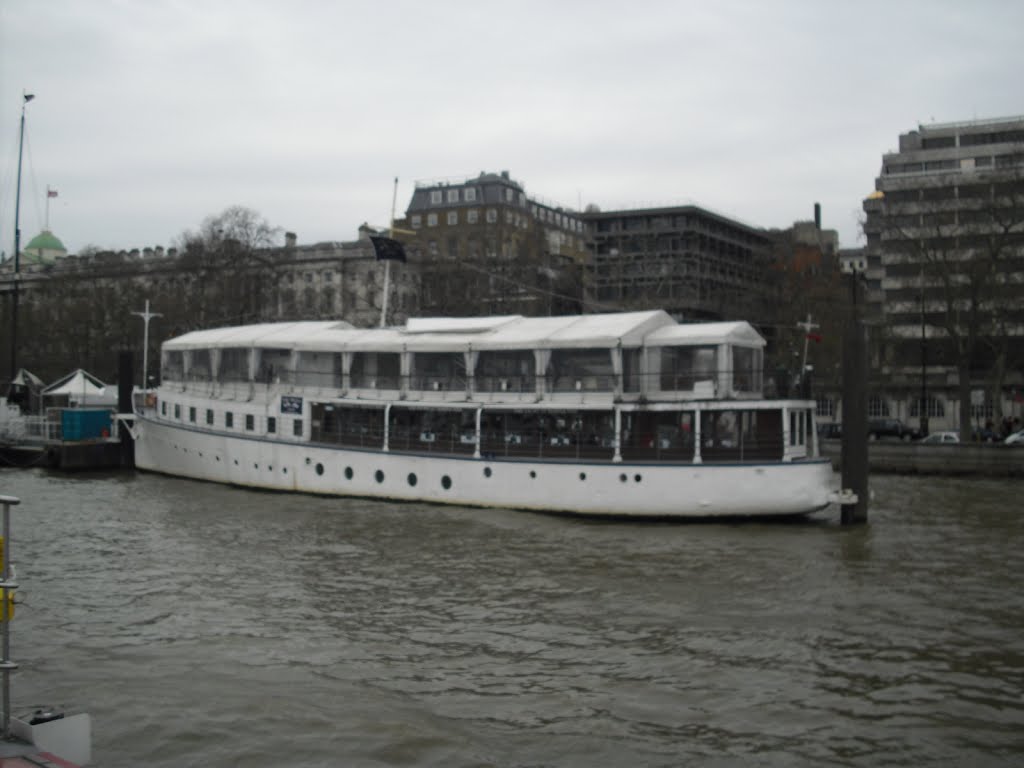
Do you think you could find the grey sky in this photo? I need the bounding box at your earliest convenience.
[2,0,1022,257]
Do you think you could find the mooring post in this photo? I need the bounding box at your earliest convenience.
[118,350,135,468]
[841,271,869,524]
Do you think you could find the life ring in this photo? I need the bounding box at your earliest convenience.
[101,428,110,438]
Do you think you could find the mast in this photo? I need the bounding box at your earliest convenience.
[9,92,34,380]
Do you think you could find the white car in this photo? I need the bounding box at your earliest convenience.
[1005,429,1024,446]
[919,431,959,444]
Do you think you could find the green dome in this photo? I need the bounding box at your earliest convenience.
[25,230,66,252]
[22,229,67,266]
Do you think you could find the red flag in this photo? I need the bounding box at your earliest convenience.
[806,332,823,343]
[47,189,58,198]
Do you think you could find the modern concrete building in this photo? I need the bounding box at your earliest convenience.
[583,205,777,324]
[862,115,1024,433]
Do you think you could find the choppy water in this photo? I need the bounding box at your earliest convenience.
[1,467,1022,767]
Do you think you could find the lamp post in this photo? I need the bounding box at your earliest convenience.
[9,92,34,380]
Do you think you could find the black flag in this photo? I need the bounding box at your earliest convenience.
[370,236,407,262]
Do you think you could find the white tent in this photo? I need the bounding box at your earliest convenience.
[42,369,117,407]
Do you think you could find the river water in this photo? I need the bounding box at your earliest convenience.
[1,467,1022,767]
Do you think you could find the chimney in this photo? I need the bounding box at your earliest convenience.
[285,232,297,248]
[813,203,821,230]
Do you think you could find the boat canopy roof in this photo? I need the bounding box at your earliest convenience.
[161,311,765,354]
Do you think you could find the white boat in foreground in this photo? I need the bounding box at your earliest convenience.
[130,310,836,518]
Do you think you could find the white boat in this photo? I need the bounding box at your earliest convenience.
[129,310,836,518]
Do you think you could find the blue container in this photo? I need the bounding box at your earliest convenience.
[61,409,113,441]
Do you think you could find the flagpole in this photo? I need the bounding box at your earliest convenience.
[380,176,399,328]
[132,300,162,394]
[46,186,51,230]
[10,92,34,381]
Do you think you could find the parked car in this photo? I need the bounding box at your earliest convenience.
[918,431,960,444]
[817,422,842,440]
[868,418,919,441]
[1005,429,1024,446]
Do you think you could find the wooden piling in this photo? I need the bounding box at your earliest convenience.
[841,272,869,524]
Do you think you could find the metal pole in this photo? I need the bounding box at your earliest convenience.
[132,301,162,393]
[0,494,21,739]
[10,93,34,380]
[379,177,400,329]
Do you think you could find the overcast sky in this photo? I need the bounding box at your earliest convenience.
[2,0,1022,257]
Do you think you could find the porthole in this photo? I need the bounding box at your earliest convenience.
[619,473,627,483]
[315,463,324,476]
[408,473,418,487]
[344,466,354,480]
[483,467,492,478]
[234,459,239,466]
[529,470,536,479]
[254,463,258,469]
[283,468,288,474]
[634,474,642,483]
[579,472,586,481]
[375,469,385,483]
[305,457,311,465]
[441,475,452,490]
[268,465,273,472]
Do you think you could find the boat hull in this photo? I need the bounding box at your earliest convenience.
[132,415,835,518]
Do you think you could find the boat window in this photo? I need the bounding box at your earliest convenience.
[293,419,303,437]
[267,417,276,434]
[547,348,615,392]
[174,404,181,420]
[410,353,466,392]
[206,409,213,425]
[660,346,717,392]
[294,352,343,389]
[189,406,197,423]
[622,348,643,393]
[161,401,167,416]
[703,409,783,462]
[256,348,292,385]
[219,348,250,383]
[479,409,614,460]
[188,349,212,383]
[350,352,401,390]
[620,411,696,462]
[732,346,763,393]
[162,350,184,382]
[246,414,255,431]
[388,408,475,454]
[476,350,535,392]
[226,411,234,428]
[311,405,385,448]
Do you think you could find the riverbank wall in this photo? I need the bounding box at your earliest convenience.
[820,440,1024,477]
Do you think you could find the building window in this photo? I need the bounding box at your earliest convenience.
[505,210,513,224]
[519,193,526,206]
[909,396,945,419]
[486,209,497,223]
[267,417,276,434]
[293,419,303,437]
[206,408,213,425]
[430,190,442,204]
[816,398,834,418]
[467,209,479,224]
[465,188,476,202]
[447,189,459,203]
[246,414,255,431]
[411,215,421,228]
[427,213,438,227]
[868,395,890,418]
[226,412,234,428]
[504,188,513,202]
[324,271,333,282]
[447,211,458,225]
